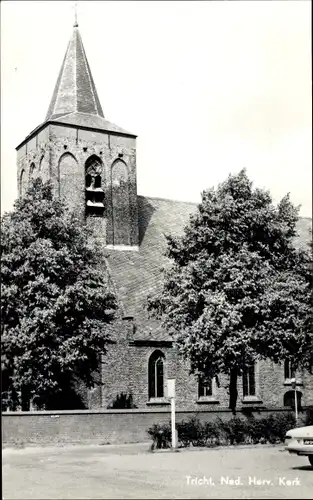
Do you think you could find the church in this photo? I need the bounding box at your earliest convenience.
[16,22,313,413]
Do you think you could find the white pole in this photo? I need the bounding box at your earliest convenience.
[291,377,298,424]
[294,384,298,424]
[167,379,177,449]
[171,396,176,449]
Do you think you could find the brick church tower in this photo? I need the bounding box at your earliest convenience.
[16,20,139,249]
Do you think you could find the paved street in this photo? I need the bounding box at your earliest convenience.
[2,443,312,499]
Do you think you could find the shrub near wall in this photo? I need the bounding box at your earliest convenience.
[148,413,296,449]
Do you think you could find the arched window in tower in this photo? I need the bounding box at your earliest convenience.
[39,155,44,172]
[58,153,81,211]
[29,162,36,181]
[148,350,165,399]
[111,160,130,246]
[85,155,104,216]
[20,169,27,197]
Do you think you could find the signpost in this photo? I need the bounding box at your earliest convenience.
[291,377,298,424]
[167,379,177,449]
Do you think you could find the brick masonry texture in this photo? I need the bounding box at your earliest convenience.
[17,124,139,246]
[98,336,313,411]
[2,407,301,446]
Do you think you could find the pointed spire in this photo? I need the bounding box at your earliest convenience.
[45,23,104,121]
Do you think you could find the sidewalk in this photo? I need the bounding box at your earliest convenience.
[2,440,151,455]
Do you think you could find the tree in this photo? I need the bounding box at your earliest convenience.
[147,170,312,412]
[1,178,117,410]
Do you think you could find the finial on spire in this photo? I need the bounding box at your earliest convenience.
[73,3,78,28]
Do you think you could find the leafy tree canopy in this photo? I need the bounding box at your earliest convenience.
[148,170,312,410]
[1,178,117,410]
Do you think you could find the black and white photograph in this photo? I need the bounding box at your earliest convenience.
[1,1,312,498]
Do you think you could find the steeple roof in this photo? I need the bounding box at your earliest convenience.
[16,22,135,150]
[46,26,104,120]
[42,24,134,137]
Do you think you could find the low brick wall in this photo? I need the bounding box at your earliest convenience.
[1,407,298,446]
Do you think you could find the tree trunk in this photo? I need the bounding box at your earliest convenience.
[21,387,30,411]
[229,368,238,415]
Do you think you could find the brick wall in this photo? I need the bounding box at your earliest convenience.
[100,336,313,412]
[2,407,297,446]
[16,124,139,246]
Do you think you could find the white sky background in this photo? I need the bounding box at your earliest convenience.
[1,0,312,216]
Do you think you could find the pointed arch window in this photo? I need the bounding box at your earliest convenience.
[39,155,44,172]
[85,155,104,215]
[58,152,80,210]
[20,169,27,197]
[148,351,165,399]
[29,162,36,179]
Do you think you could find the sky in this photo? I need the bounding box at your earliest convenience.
[1,0,312,216]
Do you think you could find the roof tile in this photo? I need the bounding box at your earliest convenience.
[46,27,103,120]
[106,196,312,342]
[43,27,134,137]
